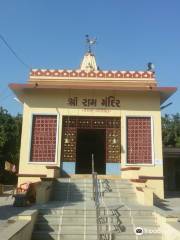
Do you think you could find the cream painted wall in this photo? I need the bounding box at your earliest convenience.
[18,89,163,196]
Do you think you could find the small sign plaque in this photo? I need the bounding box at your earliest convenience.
[67,96,121,108]
[155,159,163,165]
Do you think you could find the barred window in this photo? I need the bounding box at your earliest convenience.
[127,117,152,164]
[30,115,57,162]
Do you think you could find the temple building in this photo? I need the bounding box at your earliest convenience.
[9,45,176,200]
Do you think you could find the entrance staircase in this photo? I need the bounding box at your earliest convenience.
[32,177,162,240]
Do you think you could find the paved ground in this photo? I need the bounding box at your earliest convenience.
[155,192,180,215]
[0,192,29,232]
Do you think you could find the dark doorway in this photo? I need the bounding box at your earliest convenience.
[175,160,180,190]
[76,129,106,174]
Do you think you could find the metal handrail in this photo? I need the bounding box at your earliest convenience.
[92,155,112,240]
[92,163,126,240]
[92,154,101,240]
[92,155,124,240]
[100,180,126,235]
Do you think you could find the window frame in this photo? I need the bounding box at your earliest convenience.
[28,113,59,165]
[125,115,155,166]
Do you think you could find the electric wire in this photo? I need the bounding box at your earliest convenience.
[0,34,31,104]
[0,33,31,70]
[0,85,9,98]
[0,93,13,103]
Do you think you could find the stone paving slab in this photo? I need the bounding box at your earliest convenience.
[155,192,180,217]
[0,194,30,232]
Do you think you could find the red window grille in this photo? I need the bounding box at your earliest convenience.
[127,117,152,164]
[30,115,57,162]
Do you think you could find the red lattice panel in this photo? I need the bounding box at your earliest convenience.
[62,128,77,162]
[30,115,57,162]
[127,117,152,164]
[106,129,121,163]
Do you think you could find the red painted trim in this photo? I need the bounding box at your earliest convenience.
[17,174,47,177]
[130,179,147,183]
[29,69,155,79]
[41,177,55,181]
[46,166,59,169]
[121,167,141,171]
[139,175,164,180]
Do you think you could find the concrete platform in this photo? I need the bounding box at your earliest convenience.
[0,193,31,234]
[64,174,122,179]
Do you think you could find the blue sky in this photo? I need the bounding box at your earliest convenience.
[0,0,179,115]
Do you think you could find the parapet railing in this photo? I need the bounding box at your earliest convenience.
[92,154,101,240]
[92,154,126,240]
[92,154,112,240]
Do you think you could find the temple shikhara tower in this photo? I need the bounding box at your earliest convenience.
[9,39,176,200]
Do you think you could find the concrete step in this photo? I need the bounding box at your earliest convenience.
[55,178,131,183]
[55,182,93,185]
[38,207,154,217]
[37,214,157,225]
[103,196,136,200]
[102,197,137,202]
[51,196,93,200]
[32,230,162,240]
[53,187,93,191]
[37,217,97,225]
[55,179,133,187]
[53,187,93,192]
[53,187,92,191]
[52,196,92,201]
[33,178,162,240]
[101,210,154,217]
[34,222,159,233]
[32,232,97,240]
[52,192,93,197]
[34,224,98,233]
[105,188,135,193]
[38,209,96,216]
[98,216,157,225]
[50,197,92,201]
[102,192,136,197]
[102,183,133,188]
[112,217,157,226]
[107,184,133,188]
[55,181,93,185]
[115,226,160,234]
[113,233,162,240]
[102,190,135,196]
[56,178,93,182]
[52,189,93,194]
[102,182,133,187]
[53,185,93,188]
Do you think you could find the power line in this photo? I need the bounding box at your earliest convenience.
[0,85,9,98]
[0,33,31,70]
[0,93,13,103]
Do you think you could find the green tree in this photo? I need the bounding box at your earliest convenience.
[162,113,180,147]
[0,107,22,171]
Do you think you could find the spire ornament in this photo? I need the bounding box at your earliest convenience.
[85,34,97,53]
